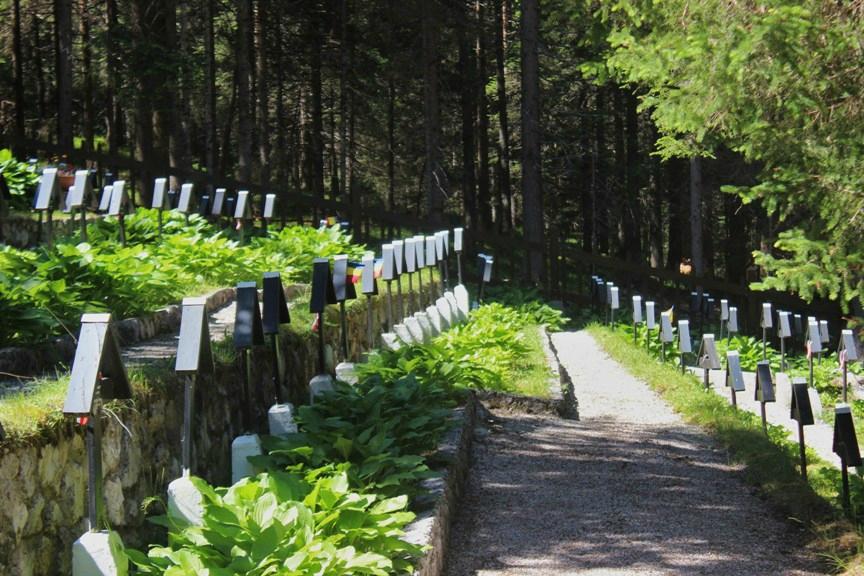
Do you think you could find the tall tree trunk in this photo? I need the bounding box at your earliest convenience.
[476,0,492,231]
[255,0,270,185]
[236,0,254,182]
[593,86,608,254]
[580,110,593,252]
[458,5,477,228]
[308,6,325,202]
[106,0,120,155]
[648,124,663,268]
[422,0,445,220]
[54,0,74,148]
[12,0,25,143]
[625,92,642,262]
[204,0,218,177]
[520,0,544,283]
[689,156,704,277]
[32,8,48,120]
[339,0,350,198]
[132,0,156,198]
[494,0,513,231]
[612,88,626,257]
[665,158,685,271]
[79,0,95,152]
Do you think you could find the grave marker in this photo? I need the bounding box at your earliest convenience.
[645,301,656,351]
[807,319,822,388]
[761,302,773,361]
[839,329,860,403]
[697,333,720,389]
[310,258,337,377]
[678,320,692,374]
[64,314,132,575]
[720,299,729,340]
[234,190,251,243]
[725,351,745,407]
[728,306,739,337]
[405,237,417,313]
[788,376,814,481]
[454,227,464,284]
[833,404,862,514]
[778,311,792,371]
[332,255,357,377]
[632,295,642,344]
[211,188,226,217]
[232,282,266,483]
[382,244,395,331]
[361,253,378,349]
[177,183,194,214]
[660,311,673,362]
[609,286,620,326]
[98,185,113,212]
[426,235,438,298]
[755,361,775,433]
[393,240,406,320]
[70,170,92,240]
[151,178,167,212]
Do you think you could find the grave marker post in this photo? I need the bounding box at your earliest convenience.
[678,319,692,374]
[645,301,656,351]
[405,238,417,314]
[414,235,426,308]
[790,377,814,480]
[393,240,405,322]
[262,193,276,233]
[35,168,60,246]
[807,319,822,389]
[107,180,128,246]
[152,177,168,235]
[382,244,395,331]
[833,404,862,515]
[761,303,773,361]
[778,311,792,371]
[632,295,642,345]
[819,320,830,365]
[71,169,93,240]
[720,299,729,341]
[361,253,378,349]
[725,351,745,407]
[609,286,619,327]
[755,361,775,434]
[698,333,720,390]
[262,272,291,403]
[839,330,860,403]
[454,227,464,284]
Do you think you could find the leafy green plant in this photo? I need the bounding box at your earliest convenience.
[0,149,39,211]
[129,471,421,575]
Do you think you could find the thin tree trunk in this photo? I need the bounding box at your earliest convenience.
[520,0,545,283]
[54,0,74,148]
[106,0,120,155]
[613,88,626,258]
[594,86,608,254]
[580,110,593,252]
[12,0,25,143]
[204,0,218,176]
[625,91,642,262]
[476,0,492,230]
[236,0,254,182]
[255,0,270,185]
[458,5,477,228]
[339,0,350,198]
[648,124,664,268]
[665,159,684,271]
[690,156,704,277]
[422,0,444,220]
[308,6,325,202]
[32,8,48,120]
[494,0,513,231]
[79,0,95,152]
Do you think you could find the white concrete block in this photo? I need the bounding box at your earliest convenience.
[426,306,443,333]
[268,403,298,437]
[381,332,402,351]
[436,298,452,330]
[335,362,358,385]
[167,475,204,526]
[414,312,436,339]
[405,317,426,343]
[309,373,335,402]
[231,433,262,484]
[454,284,470,318]
[445,291,464,323]
[393,323,415,345]
[72,530,128,576]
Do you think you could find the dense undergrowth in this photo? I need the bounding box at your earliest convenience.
[128,296,565,575]
[0,209,362,346]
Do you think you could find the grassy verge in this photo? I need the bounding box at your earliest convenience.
[590,323,864,572]
[510,326,553,398]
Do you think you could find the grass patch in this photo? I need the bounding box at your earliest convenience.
[510,326,553,398]
[0,375,70,437]
[589,323,864,572]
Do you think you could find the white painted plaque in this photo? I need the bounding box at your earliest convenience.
[820,320,830,344]
[726,351,746,391]
[99,185,113,212]
[108,180,126,216]
[443,229,450,256]
[263,193,276,218]
[69,170,92,208]
[151,178,167,210]
[678,320,692,353]
[728,307,739,333]
[610,287,620,310]
[361,253,376,295]
[698,334,721,369]
[415,235,426,268]
[632,295,642,323]
[454,227,464,252]
[808,320,823,353]
[393,240,404,275]
[435,231,445,260]
[35,168,59,210]
[778,311,791,338]
[405,238,417,272]
[234,190,251,219]
[661,312,674,343]
[720,299,729,321]
[841,330,859,362]
[382,244,395,280]
[211,188,226,215]
[646,301,656,330]
[761,303,773,328]
[425,236,436,266]
[177,183,194,213]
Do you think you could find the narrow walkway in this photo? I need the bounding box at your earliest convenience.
[445,330,826,576]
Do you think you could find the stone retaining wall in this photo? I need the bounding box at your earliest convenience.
[0,282,438,575]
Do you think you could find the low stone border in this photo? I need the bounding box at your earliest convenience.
[0,287,236,379]
[404,393,479,576]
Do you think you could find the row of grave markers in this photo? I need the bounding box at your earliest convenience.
[32,169,282,246]
[57,219,488,574]
[594,275,862,514]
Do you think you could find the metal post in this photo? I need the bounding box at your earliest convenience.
[339,301,349,360]
[407,273,415,315]
[86,402,104,532]
[809,354,814,389]
[661,342,666,362]
[704,368,709,390]
[780,337,786,372]
[633,322,637,345]
[680,353,685,375]
[842,461,851,514]
[242,349,253,432]
[441,258,449,290]
[182,374,196,476]
[270,334,283,404]
[385,281,394,331]
[118,213,126,247]
[316,312,326,373]
[760,402,768,434]
[396,276,405,323]
[417,269,425,309]
[731,386,737,407]
[80,207,88,241]
[46,209,54,247]
[157,207,164,236]
[762,327,767,362]
[366,295,375,350]
[457,253,463,285]
[798,420,807,481]
[843,362,849,403]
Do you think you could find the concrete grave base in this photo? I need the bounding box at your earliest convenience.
[444,292,463,323]
[393,323,415,345]
[335,362,358,385]
[426,306,443,334]
[405,317,426,343]
[436,298,452,330]
[414,312,435,340]
[381,333,402,351]
[72,531,128,576]
[231,434,262,484]
[167,475,204,526]
[454,285,470,318]
[268,403,298,437]
[309,373,335,403]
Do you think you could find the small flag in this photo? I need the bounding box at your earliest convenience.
[841,349,848,368]
[77,416,89,427]
[806,340,812,360]
[311,314,320,333]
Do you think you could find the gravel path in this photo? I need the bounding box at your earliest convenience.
[445,330,827,576]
